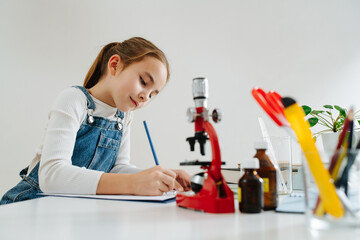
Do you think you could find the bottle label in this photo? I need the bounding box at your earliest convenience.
[263,178,269,192]
[238,187,241,203]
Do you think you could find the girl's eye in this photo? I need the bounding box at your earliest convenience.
[140,77,146,86]
[149,93,157,100]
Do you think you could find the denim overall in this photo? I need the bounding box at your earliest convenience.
[0,86,124,205]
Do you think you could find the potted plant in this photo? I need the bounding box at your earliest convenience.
[302,105,360,152]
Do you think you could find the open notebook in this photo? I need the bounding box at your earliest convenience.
[38,191,177,203]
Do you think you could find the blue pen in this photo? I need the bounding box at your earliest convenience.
[143,121,160,165]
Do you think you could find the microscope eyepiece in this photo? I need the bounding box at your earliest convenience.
[192,77,208,100]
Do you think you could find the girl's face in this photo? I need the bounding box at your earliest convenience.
[110,56,168,112]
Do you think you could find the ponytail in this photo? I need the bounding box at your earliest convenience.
[83,37,169,88]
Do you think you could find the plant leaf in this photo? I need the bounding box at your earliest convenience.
[308,117,319,127]
[334,105,345,112]
[334,105,342,111]
[311,110,324,115]
[334,105,346,118]
[302,105,312,115]
[323,105,333,109]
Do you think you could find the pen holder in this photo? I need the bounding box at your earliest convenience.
[302,149,360,229]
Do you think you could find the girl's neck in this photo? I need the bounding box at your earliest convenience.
[88,79,115,107]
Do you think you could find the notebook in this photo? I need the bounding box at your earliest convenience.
[38,191,177,203]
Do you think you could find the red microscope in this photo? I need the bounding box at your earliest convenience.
[176,77,235,213]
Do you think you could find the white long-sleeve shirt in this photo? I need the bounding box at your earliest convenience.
[27,87,141,195]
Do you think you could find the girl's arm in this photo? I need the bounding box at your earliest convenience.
[97,166,184,195]
[39,87,103,194]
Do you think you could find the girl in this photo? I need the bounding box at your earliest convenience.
[1,37,191,205]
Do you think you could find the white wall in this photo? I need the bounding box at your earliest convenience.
[1,0,360,196]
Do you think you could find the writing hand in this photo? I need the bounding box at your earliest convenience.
[130,166,183,196]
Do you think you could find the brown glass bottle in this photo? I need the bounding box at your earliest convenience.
[254,141,278,210]
[238,158,263,213]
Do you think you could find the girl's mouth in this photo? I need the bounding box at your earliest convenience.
[130,97,138,107]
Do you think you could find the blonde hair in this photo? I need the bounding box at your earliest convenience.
[83,37,170,88]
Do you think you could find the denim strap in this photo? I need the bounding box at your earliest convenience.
[73,86,96,110]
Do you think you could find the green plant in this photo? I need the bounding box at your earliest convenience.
[302,105,360,139]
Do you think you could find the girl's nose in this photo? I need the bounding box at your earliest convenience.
[139,92,150,102]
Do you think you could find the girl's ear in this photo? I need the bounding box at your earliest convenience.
[108,54,122,76]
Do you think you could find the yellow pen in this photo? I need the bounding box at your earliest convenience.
[281,97,344,218]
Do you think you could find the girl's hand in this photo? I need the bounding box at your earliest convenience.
[129,166,183,196]
[171,169,191,192]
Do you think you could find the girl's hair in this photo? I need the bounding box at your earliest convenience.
[83,37,170,88]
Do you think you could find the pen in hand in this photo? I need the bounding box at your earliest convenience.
[143,120,160,166]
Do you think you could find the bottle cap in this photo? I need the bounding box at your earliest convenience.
[254,140,268,150]
[242,158,259,169]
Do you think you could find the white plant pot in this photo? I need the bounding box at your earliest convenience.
[321,130,360,154]
[321,132,341,154]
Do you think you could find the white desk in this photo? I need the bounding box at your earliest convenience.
[0,196,359,240]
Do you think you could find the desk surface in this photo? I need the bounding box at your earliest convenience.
[0,196,359,240]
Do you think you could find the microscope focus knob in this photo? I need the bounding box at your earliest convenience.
[212,108,222,123]
[186,107,197,123]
